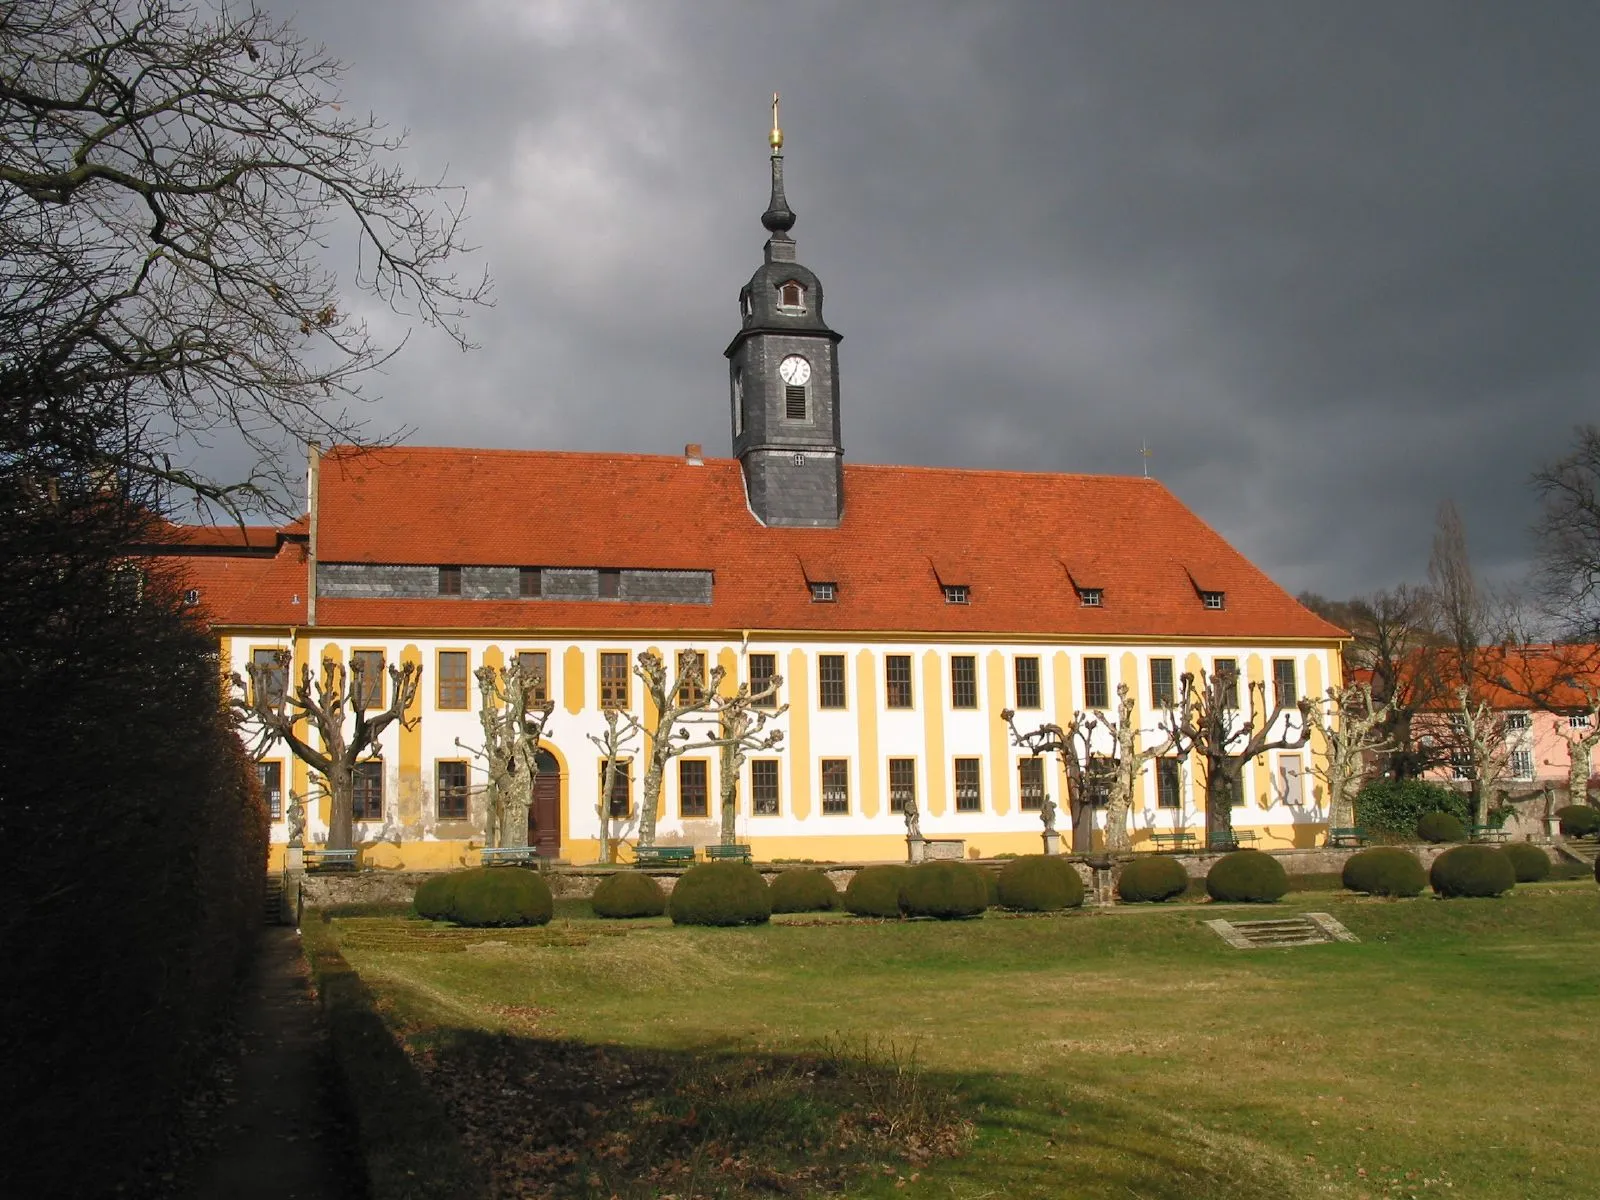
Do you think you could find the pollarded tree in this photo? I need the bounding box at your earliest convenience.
[587,707,642,865]
[1445,686,1510,827]
[1166,669,1312,845]
[468,661,554,849]
[702,675,786,845]
[1002,707,1099,853]
[238,649,420,851]
[632,651,726,849]
[1552,692,1600,808]
[1099,683,1179,853]
[1303,682,1393,829]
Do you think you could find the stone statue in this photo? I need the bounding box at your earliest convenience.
[902,794,922,840]
[287,790,307,848]
[1039,795,1058,836]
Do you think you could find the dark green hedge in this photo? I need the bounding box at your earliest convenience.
[981,868,1002,908]
[1416,811,1467,843]
[844,865,911,917]
[448,867,554,927]
[1205,849,1289,903]
[1556,805,1600,838]
[769,868,841,913]
[996,855,1085,911]
[1355,778,1469,837]
[1430,844,1515,898]
[1341,847,1426,897]
[668,862,771,926]
[901,861,989,919]
[414,872,464,920]
[1117,856,1190,903]
[591,871,668,918]
[1500,841,1552,883]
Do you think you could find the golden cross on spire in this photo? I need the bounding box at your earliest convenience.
[769,91,784,151]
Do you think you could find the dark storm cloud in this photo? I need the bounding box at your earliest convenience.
[266,0,1600,598]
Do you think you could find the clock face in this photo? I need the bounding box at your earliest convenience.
[778,355,811,386]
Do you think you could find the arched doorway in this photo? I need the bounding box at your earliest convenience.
[528,749,563,859]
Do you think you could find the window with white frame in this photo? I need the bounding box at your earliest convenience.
[1510,748,1534,779]
[1505,711,1531,731]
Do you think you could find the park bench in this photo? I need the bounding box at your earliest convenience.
[303,847,359,872]
[633,845,696,867]
[481,845,537,866]
[1148,832,1197,853]
[1467,824,1509,843]
[1326,826,1366,847]
[704,843,753,863]
[1207,831,1258,852]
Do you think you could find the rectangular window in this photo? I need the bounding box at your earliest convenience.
[1505,711,1531,731]
[353,761,383,821]
[1273,658,1297,709]
[1157,757,1182,809]
[352,649,385,709]
[1077,587,1103,607]
[1510,748,1534,779]
[436,760,469,821]
[437,651,469,709]
[1214,658,1239,710]
[1014,656,1041,709]
[1451,751,1472,781]
[1150,657,1175,708]
[1019,757,1045,811]
[1201,590,1226,610]
[438,565,462,596]
[256,761,283,821]
[1277,755,1304,807]
[519,567,542,598]
[679,759,709,818]
[951,655,978,709]
[600,651,630,709]
[943,584,970,605]
[599,759,632,818]
[515,651,549,704]
[598,569,621,599]
[751,759,781,815]
[819,654,846,709]
[809,581,836,602]
[676,650,707,705]
[749,653,778,708]
[821,759,850,815]
[1570,713,1592,728]
[885,655,913,708]
[252,648,288,708]
[1083,656,1109,709]
[888,758,917,813]
[954,758,982,812]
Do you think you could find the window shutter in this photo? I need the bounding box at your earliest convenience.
[785,386,807,420]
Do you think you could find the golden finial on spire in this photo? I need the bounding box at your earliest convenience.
[769,91,784,151]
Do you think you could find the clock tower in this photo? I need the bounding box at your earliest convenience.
[726,95,844,528]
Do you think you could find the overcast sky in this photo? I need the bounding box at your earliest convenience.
[267,0,1599,600]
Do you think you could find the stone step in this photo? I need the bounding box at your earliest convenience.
[1208,912,1359,951]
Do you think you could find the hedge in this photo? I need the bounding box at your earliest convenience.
[1355,778,1469,837]
[1500,841,1551,883]
[1416,810,1467,844]
[1555,805,1600,838]
[449,867,554,927]
[1117,856,1190,903]
[769,868,841,913]
[1205,849,1289,903]
[900,861,989,919]
[1430,844,1516,898]
[844,865,911,917]
[414,872,463,920]
[591,871,668,918]
[1340,847,1426,897]
[668,862,771,926]
[996,856,1085,911]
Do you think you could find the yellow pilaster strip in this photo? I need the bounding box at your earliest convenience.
[1247,653,1267,807]
[400,643,423,832]
[1119,651,1141,811]
[483,644,504,673]
[857,649,880,818]
[717,647,738,697]
[788,649,811,820]
[922,651,947,816]
[1051,651,1073,808]
[986,651,1009,815]
[291,633,312,818]
[563,646,585,715]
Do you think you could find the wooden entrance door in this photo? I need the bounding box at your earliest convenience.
[529,751,562,858]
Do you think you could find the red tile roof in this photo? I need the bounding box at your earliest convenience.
[167,540,309,627]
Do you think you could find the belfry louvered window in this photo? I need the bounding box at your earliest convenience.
[785,385,807,420]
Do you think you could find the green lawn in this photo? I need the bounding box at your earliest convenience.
[320,882,1600,1199]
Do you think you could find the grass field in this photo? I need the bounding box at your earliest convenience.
[318,880,1600,1199]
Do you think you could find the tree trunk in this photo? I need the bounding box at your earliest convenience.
[326,759,354,851]
[1326,762,1354,829]
[1204,759,1239,844]
[638,743,668,849]
[720,741,739,844]
[1070,796,1094,853]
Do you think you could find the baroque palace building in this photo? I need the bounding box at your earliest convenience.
[159,110,1346,870]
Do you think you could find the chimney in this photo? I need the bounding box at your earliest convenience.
[306,440,321,626]
[684,442,704,466]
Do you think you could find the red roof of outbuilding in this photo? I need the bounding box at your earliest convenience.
[168,540,308,627]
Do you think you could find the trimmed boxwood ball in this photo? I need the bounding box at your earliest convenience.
[1430,844,1516,898]
[1205,849,1289,903]
[667,862,771,927]
[591,871,667,918]
[769,868,841,913]
[844,865,911,917]
[1500,841,1551,883]
[900,861,989,919]
[1117,856,1190,903]
[1341,847,1426,897]
[448,867,553,927]
[413,870,464,920]
[1555,804,1600,838]
[996,855,1085,911]
[1416,811,1467,843]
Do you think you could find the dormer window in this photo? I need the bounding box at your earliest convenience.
[1201,590,1225,610]
[777,280,806,311]
[810,581,836,603]
[944,584,970,605]
[1078,587,1103,608]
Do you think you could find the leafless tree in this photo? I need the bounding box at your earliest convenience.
[1445,686,1510,826]
[1002,707,1099,853]
[1166,669,1312,845]
[701,676,786,845]
[1304,682,1393,828]
[237,649,420,850]
[1532,425,1600,641]
[587,708,641,864]
[632,651,726,849]
[1,0,489,511]
[465,661,553,850]
[1098,684,1178,853]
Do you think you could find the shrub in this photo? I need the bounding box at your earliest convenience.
[1430,844,1516,898]
[667,862,771,927]
[769,868,841,913]
[1355,778,1469,837]
[995,855,1085,911]
[1556,804,1600,838]
[1340,847,1426,897]
[1117,856,1190,903]
[1205,849,1289,903]
[448,867,554,927]
[591,871,668,918]
[1416,810,1467,843]
[900,861,989,919]
[1500,841,1551,883]
[413,871,464,920]
[981,868,1002,908]
[844,865,912,917]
